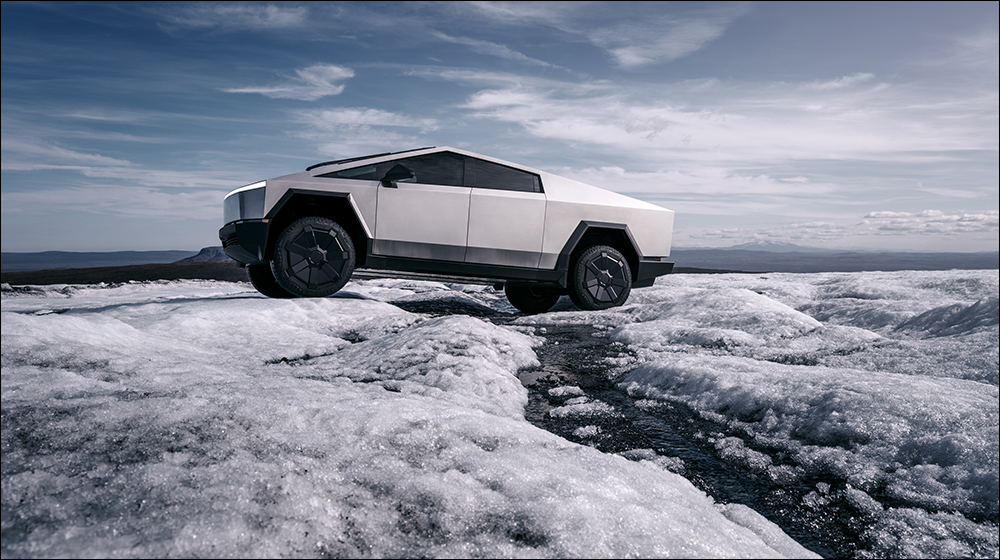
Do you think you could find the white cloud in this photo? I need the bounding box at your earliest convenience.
[464,2,749,68]
[921,28,1000,77]
[1,185,223,221]
[315,130,425,159]
[432,32,556,68]
[1,137,132,168]
[225,64,355,101]
[693,221,854,244]
[290,108,440,159]
[449,70,998,164]
[298,108,438,132]
[862,210,1000,236]
[588,16,731,68]
[804,73,875,91]
[674,210,1000,250]
[1,132,243,190]
[555,165,837,199]
[156,3,308,31]
[461,1,569,24]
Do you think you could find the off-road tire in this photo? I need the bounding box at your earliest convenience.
[247,263,296,298]
[568,245,632,310]
[506,285,560,314]
[271,217,356,298]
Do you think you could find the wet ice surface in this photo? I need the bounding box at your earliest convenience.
[2,270,997,558]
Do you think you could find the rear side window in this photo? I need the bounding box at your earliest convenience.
[319,153,465,186]
[471,159,541,193]
[322,165,377,180]
[388,153,465,186]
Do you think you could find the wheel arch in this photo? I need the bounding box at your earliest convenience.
[264,190,371,267]
[556,221,641,283]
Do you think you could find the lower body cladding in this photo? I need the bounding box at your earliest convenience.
[220,219,673,312]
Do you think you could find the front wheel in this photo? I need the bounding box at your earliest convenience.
[271,217,356,297]
[247,263,295,298]
[505,285,560,314]
[568,245,632,310]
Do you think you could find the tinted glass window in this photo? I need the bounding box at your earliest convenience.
[382,153,465,186]
[320,165,377,180]
[319,152,465,186]
[472,159,541,192]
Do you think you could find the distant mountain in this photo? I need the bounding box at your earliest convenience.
[175,246,231,263]
[713,241,838,253]
[1,250,200,273]
[3,245,996,277]
[671,247,999,273]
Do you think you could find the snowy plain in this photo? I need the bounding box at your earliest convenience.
[2,269,997,558]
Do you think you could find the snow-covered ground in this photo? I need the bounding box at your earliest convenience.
[2,269,997,558]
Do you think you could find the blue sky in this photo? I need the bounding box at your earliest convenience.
[2,1,997,253]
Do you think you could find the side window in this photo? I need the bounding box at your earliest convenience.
[471,159,541,193]
[378,153,465,186]
[318,153,466,186]
[319,165,377,180]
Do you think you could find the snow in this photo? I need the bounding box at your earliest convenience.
[3,269,998,558]
[513,270,997,558]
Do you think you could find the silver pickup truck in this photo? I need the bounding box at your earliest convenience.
[220,147,674,313]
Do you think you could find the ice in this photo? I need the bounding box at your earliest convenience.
[621,355,998,518]
[596,270,998,558]
[718,503,818,560]
[548,397,618,419]
[894,297,999,337]
[2,280,816,558]
[5,269,997,558]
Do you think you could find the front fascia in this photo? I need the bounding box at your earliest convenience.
[220,220,269,265]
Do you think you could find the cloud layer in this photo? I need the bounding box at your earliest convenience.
[225,64,355,101]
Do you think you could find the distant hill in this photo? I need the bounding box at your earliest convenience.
[175,246,231,263]
[671,248,999,273]
[1,250,200,273]
[2,246,996,285]
[712,241,838,253]
[0,260,247,286]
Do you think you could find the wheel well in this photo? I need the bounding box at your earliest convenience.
[571,227,640,282]
[266,194,369,267]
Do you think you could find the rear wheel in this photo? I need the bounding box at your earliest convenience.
[505,285,560,314]
[246,263,295,298]
[271,217,355,297]
[568,245,632,310]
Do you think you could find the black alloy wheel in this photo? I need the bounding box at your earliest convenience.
[246,263,296,298]
[505,285,561,314]
[271,217,356,297]
[568,245,632,310]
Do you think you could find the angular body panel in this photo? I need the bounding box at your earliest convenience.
[467,189,545,268]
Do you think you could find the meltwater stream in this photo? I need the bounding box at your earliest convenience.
[391,295,871,558]
[510,322,863,560]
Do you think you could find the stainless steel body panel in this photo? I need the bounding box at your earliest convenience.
[467,188,545,268]
[538,172,673,268]
[375,181,471,261]
[261,175,378,238]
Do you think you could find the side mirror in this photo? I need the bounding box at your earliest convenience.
[381,164,414,186]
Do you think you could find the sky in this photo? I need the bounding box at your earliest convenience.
[2,270,997,557]
[2,1,998,253]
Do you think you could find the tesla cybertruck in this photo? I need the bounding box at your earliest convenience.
[220,147,674,313]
